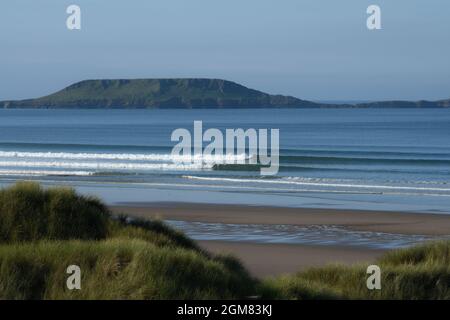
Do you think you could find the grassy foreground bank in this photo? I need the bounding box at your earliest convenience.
[0,182,448,300]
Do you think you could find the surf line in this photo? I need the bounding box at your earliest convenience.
[170,120,280,175]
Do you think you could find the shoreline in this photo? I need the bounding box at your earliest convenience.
[111,202,450,236]
[110,202,450,276]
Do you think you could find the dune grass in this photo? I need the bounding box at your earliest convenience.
[262,241,450,300]
[0,239,255,300]
[0,182,109,243]
[0,182,449,300]
[0,182,256,299]
[110,215,202,251]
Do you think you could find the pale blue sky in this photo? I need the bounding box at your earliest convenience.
[0,0,449,101]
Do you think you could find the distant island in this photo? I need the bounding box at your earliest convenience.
[1,78,449,109]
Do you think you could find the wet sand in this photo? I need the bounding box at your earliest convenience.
[199,241,386,278]
[112,202,450,235]
[111,202,450,277]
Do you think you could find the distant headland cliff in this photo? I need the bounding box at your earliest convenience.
[1,78,449,109]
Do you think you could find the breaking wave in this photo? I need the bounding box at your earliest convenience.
[0,150,247,163]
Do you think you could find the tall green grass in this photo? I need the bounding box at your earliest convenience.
[0,182,109,242]
[0,239,255,299]
[0,182,448,300]
[262,241,450,300]
[110,215,201,251]
[0,182,256,299]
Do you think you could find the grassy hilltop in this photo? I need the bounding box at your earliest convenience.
[0,182,448,299]
[1,79,318,109]
[2,78,449,109]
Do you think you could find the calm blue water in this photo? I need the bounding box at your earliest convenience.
[0,108,449,213]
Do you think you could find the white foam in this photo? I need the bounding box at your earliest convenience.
[182,175,450,192]
[0,150,247,163]
[0,169,94,176]
[0,160,212,171]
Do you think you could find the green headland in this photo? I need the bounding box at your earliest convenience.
[2,78,449,109]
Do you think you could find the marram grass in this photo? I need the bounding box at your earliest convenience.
[0,182,255,299]
[262,241,450,300]
[0,182,449,300]
[0,182,109,242]
[0,239,254,300]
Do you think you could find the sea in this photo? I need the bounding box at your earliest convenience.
[0,108,449,215]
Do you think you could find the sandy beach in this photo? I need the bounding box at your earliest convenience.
[111,203,450,277]
[112,202,450,235]
[199,241,386,278]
